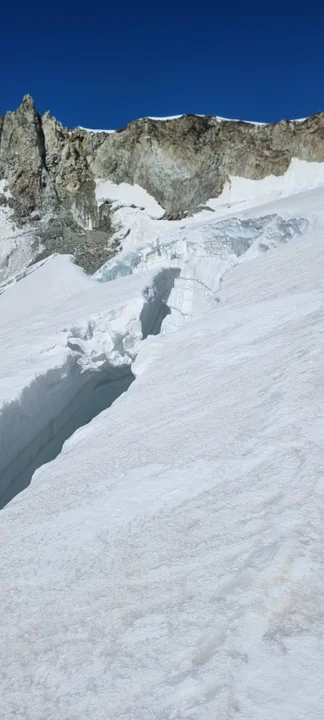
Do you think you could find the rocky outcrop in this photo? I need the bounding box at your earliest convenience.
[0,97,120,274]
[88,113,324,218]
[41,112,98,226]
[0,95,55,218]
[1,96,324,273]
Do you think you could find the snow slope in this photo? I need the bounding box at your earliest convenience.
[0,255,177,506]
[1,164,324,719]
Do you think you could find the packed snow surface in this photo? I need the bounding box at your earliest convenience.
[1,159,324,719]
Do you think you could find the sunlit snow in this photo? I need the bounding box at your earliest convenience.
[1,158,324,720]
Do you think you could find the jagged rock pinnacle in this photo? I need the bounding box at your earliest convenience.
[21,94,36,111]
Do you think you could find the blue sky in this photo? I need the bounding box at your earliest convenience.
[1,1,323,129]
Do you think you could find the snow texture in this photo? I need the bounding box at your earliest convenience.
[0,256,177,506]
[95,214,308,333]
[207,158,324,211]
[1,159,324,720]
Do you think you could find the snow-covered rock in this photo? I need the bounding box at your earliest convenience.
[2,111,324,720]
[2,96,324,279]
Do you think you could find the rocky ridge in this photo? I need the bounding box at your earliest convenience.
[1,95,324,275]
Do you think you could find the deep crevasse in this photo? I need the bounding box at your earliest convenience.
[0,264,179,507]
[0,213,309,506]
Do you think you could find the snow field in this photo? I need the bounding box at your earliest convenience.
[2,157,324,719]
[2,285,324,719]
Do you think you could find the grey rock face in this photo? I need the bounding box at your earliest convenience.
[90,114,324,218]
[41,113,98,225]
[1,96,324,273]
[0,95,56,219]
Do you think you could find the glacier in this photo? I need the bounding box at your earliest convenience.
[0,206,307,508]
[96,214,308,332]
[1,167,324,720]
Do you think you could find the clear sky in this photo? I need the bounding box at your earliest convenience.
[1,0,323,129]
